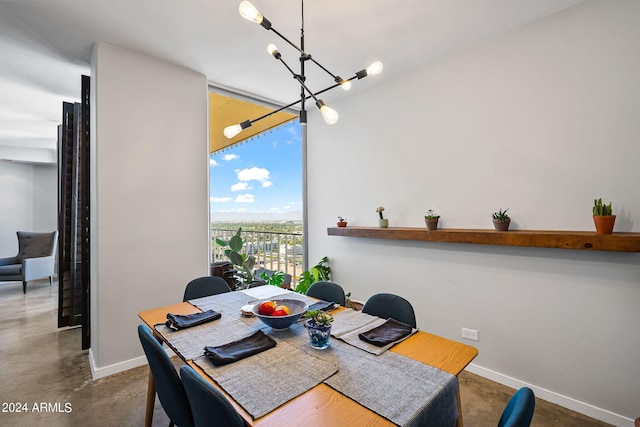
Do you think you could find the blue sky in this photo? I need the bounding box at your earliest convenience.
[209,120,302,217]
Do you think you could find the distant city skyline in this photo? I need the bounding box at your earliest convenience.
[210,120,302,221]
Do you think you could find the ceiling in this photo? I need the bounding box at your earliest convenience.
[0,0,583,163]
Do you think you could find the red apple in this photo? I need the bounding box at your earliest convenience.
[258,300,276,315]
[272,305,290,316]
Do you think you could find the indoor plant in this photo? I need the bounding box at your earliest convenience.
[294,256,331,295]
[593,198,615,234]
[337,216,348,227]
[376,206,388,228]
[424,209,440,230]
[304,309,334,349]
[215,227,256,289]
[492,208,511,231]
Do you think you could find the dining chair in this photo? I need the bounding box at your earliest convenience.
[137,325,195,427]
[362,293,417,328]
[180,365,245,427]
[183,276,230,302]
[306,281,346,306]
[498,387,535,427]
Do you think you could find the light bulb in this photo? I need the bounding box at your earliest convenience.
[335,76,351,91]
[366,61,383,76]
[316,100,339,125]
[267,43,280,59]
[239,1,263,24]
[224,124,243,139]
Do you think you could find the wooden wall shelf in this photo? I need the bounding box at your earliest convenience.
[327,227,640,252]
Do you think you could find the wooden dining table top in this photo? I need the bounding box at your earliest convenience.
[139,299,478,427]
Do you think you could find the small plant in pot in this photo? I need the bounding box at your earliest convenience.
[337,216,348,227]
[304,310,334,350]
[376,206,388,228]
[593,198,616,234]
[424,209,440,230]
[492,208,511,231]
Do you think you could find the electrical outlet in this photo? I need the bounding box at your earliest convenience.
[461,327,479,341]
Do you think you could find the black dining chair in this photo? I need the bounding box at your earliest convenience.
[180,365,245,427]
[306,281,347,306]
[362,293,417,328]
[137,325,194,427]
[183,276,230,302]
[498,387,535,427]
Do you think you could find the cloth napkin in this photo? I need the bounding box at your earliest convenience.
[358,318,413,347]
[165,309,221,331]
[204,330,277,366]
[307,300,337,312]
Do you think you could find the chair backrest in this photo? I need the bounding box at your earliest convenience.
[306,281,346,306]
[362,293,417,328]
[498,387,535,427]
[17,231,58,261]
[180,365,245,427]
[137,325,194,427]
[183,276,231,302]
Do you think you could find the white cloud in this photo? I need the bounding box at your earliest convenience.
[223,154,239,161]
[237,167,270,183]
[235,194,255,203]
[262,181,273,188]
[231,182,250,192]
[210,196,232,202]
[210,159,218,167]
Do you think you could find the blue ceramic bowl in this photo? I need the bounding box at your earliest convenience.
[252,298,308,330]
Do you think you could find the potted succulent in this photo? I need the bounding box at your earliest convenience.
[337,216,348,227]
[376,206,388,228]
[424,209,440,230]
[304,310,334,350]
[593,198,615,234]
[492,208,511,231]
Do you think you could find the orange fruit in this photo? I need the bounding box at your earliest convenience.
[258,300,277,315]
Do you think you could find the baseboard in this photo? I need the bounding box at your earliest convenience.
[88,348,149,380]
[465,363,633,427]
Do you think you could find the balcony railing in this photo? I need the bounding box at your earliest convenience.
[211,228,304,283]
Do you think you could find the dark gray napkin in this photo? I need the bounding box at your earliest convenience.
[166,309,221,330]
[307,300,337,312]
[358,318,413,347]
[204,330,277,366]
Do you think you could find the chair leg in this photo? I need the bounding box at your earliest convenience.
[23,281,27,294]
[49,276,53,286]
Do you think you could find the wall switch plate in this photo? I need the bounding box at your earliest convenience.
[462,327,479,341]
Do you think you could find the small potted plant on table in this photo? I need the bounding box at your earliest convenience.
[337,216,348,227]
[304,310,334,350]
[593,198,615,234]
[424,209,440,230]
[492,208,511,231]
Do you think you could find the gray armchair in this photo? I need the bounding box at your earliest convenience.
[0,231,58,294]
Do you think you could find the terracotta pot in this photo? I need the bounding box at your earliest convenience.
[493,218,511,231]
[593,215,616,234]
[337,221,347,227]
[425,218,439,230]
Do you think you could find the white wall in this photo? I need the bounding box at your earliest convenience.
[0,162,57,257]
[308,1,640,424]
[90,43,209,377]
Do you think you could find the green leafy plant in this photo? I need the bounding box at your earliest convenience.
[376,206,385,219]
[425,209,440,219]
[295,256,331,295]
[337,216,346,222]
[259,270,285,287]
[492,208,510,220]
[215,228,256,288]
[593,198,613,216]
[303,309,334,327]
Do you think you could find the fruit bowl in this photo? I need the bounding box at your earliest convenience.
[252,299,308,330]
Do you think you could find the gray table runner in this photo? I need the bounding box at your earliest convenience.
[156,290,458,426]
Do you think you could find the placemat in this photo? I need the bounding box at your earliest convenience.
[331,309,418,355]
[193,339,338,419]
[315,341,459,427]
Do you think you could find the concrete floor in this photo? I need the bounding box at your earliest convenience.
[0,279,613,427]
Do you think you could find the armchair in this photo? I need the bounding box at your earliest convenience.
[0,231,58,294]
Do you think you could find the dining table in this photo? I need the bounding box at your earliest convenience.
[138,286,478,427]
